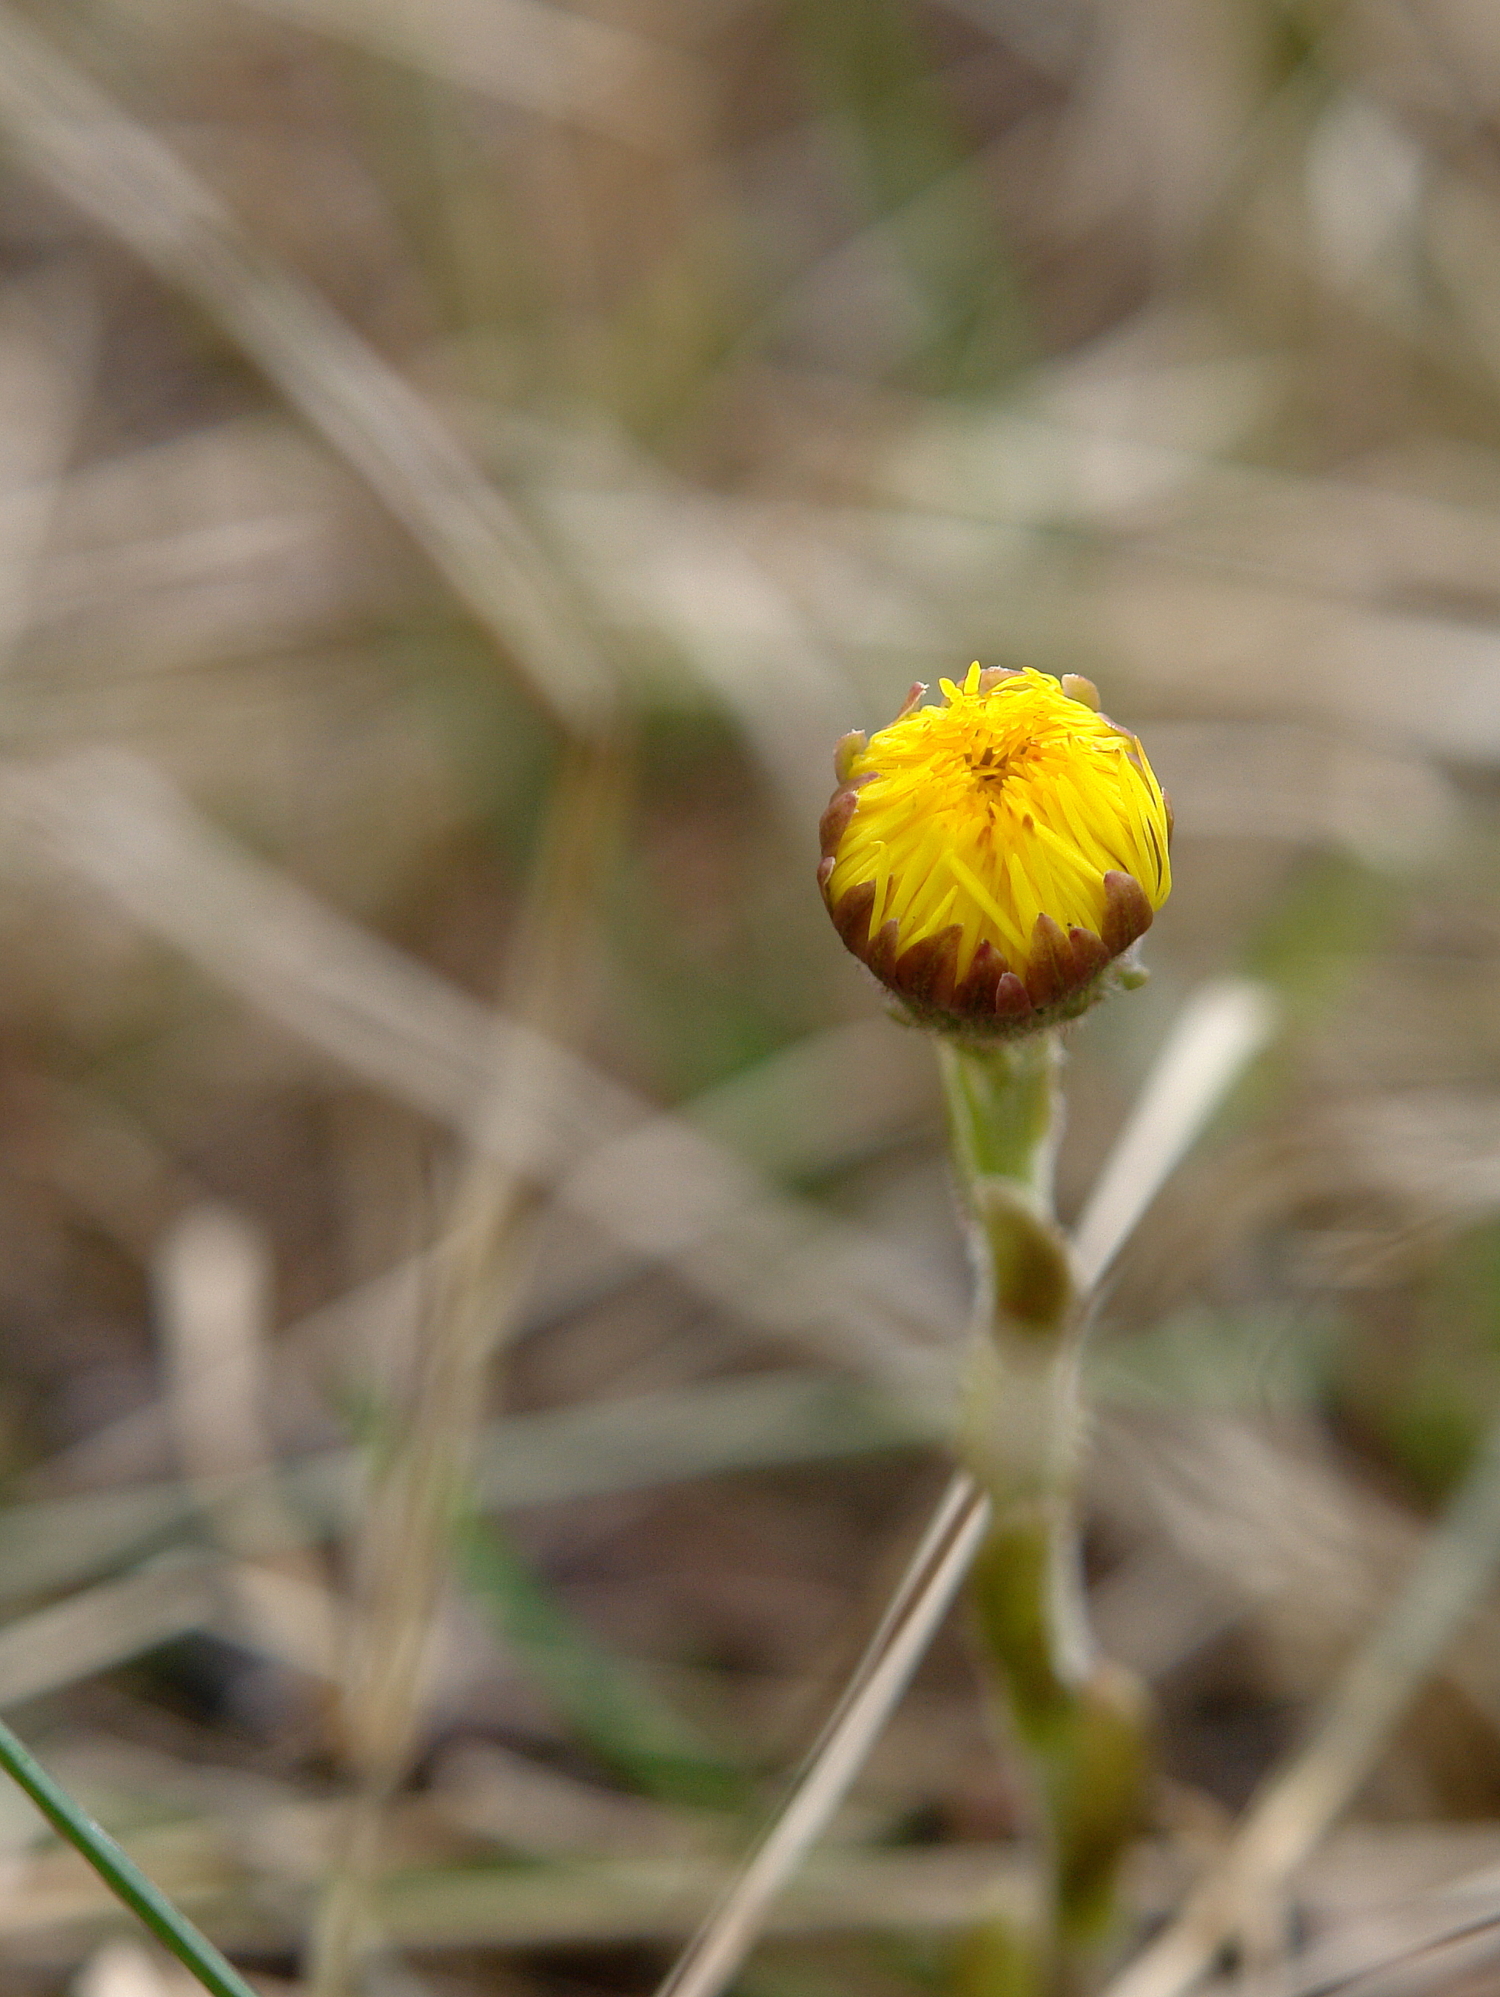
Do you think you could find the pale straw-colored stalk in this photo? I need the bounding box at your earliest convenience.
[154,1201,340,1674]
[308,735,623,1997]
[1070,980,1279,1293]
[656,1475,993,1997]
[1105,1411,1500,1997]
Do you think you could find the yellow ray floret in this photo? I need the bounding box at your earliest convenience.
[818,665,1171,1034]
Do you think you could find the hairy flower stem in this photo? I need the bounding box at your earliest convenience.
[939,1034,1149,1997]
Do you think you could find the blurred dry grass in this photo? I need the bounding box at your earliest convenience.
[0,1,1497,1994]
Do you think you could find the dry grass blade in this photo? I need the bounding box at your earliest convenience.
[0,1548,339,1706]
[0,2,610,730]
[0,1483,207,1608]
[1107,1417,1500,1997]
[654,1474,991,1997]
[0,1368,942,1607]
[14,1015,936,1506]
[380,1842,1034,1950]
[0,267,95,676]
[154,1204,335,1631]
[685,1019,936,1179]
[3,750,947,1391]
[4,751,610,1162]
[155,1206,278,1520]
[470,1371,943,1508]
[432,1739,727,1859]
[9,1815,1500,1961]
[309,736,623,1997]
[0,1836,1036,1953]
[226,0,707,150]
[0,1557,218,1711]
[530,450,859,819]
[154,1206,344,1682]
[651,978,1283,1997]
[209,1563,341,1682]
[1228,1865,1500,1997]
[1071,978,1278,1293]
[1320,1927,1500,1997]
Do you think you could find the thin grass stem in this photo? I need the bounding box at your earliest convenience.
[0,1715,260,1997]
[1105,1415,1500,1997]
[308,735,624,1997]
[1071,979,1277,1293]
[654,1477,991,1997]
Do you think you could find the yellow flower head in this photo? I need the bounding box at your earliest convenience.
[818,665,1171,1036]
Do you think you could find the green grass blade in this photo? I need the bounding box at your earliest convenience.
[0,1715,260,1997]
[456,1515,745,1809]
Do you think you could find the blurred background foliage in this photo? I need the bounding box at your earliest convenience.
[0,0,1498,1993]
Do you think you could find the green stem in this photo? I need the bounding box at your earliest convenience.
[940,1037,1070,1344]
[0,1714,261,1997]
[939,1032,1147,1992]
[939,1032,1061,1196]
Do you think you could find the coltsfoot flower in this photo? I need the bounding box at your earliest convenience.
[818,665,1171,1037]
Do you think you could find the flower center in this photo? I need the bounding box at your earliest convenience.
[965,726,1039,799]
